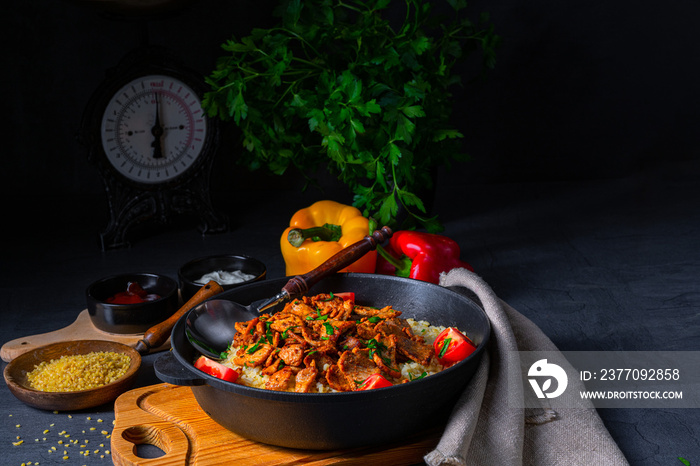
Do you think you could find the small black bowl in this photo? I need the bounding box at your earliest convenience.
[86,273,179,334]
[178,254,266,303]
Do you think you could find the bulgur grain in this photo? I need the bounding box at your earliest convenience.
[26,352,130,392]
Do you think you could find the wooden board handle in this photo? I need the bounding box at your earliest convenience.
[135,281,224,354]
[282,226,392,297]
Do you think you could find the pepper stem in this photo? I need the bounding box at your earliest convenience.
[376,245,412,278]
[287,223,342,247]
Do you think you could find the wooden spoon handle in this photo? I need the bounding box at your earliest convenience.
[135,280,224,354]
[282,226,392,298]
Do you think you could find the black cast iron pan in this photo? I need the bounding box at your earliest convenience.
[155,273,490,450]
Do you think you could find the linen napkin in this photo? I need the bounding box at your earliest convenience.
[424,268,629,466]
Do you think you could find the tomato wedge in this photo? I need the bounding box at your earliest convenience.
[433,327,477,367]
[334,292,355,305]
[194,356,240,383]
[357,373,393,390]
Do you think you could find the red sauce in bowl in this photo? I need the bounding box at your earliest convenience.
[105,281,161,304]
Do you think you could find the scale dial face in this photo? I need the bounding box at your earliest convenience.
[101,74,207,184]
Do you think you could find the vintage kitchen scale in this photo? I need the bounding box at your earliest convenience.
[79,7,227,249]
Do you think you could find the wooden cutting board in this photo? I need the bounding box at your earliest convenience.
[0,310,170,362]
[112,383,442,466]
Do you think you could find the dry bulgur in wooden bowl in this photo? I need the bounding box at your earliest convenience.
[3,340,140,410]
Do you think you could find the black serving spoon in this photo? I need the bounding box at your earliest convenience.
[185,226,392,360]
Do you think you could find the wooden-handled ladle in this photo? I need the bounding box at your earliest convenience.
[135,280,224,355]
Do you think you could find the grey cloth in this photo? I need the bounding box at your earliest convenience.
[425,268,629,466]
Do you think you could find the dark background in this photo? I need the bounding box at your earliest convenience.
[4,2,700,464]
[6,0,699,234]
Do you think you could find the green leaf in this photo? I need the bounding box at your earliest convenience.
[222,38,256,53]
[229,88,248,124]
[350,118,366,134]
[411,36,431,55]
[375,161,388,190]
[401,105,426,118]
[378,195,398,226]
[354,99,381,116]
[433,129,464,141]
[307,108,325,132]
[399,190,426,213]
[387,142,402,165]
[395,114,416,144]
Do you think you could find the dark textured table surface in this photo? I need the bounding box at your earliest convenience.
[2,159,699,465]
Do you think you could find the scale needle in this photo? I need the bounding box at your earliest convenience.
[151,92,164,159]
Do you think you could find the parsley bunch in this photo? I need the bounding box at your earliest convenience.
[203,0,498,231]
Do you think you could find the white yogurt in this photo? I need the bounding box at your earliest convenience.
[195,269,257,285]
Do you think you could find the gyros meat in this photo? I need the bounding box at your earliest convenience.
[221,292,463,392]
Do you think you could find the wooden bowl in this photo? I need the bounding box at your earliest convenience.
[3,340,141,411]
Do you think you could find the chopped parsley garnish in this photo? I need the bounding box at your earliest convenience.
[246,341,262,354]
[409,371,428,381]
[306,307,329,321]
[438,337,452,358]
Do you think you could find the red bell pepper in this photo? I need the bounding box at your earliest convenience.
[375,231,473,284]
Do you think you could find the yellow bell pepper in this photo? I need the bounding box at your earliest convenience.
[280,200,377,276]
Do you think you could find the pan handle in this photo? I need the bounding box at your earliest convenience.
[154,351,207,387]
[257,226,392,312]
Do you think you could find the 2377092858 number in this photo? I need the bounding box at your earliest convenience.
[597,368,680,381]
